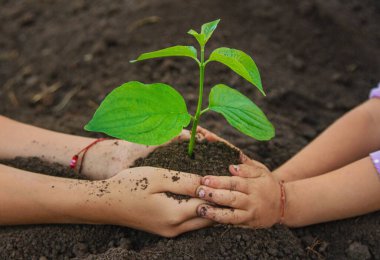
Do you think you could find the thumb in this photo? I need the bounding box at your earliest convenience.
[151,168,202,196]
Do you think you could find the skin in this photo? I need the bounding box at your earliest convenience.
[0,116,192,180]
[0,116,212,237]
[195,98,380,228]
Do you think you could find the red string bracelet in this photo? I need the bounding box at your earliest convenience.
[70,138,109,174]
[279,180,286,225]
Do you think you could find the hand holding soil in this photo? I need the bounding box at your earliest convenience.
[77,129,192,180]
[196,156,282,228]
[195,98,380,231]
[92,167,212,237]
[0,162,211,237]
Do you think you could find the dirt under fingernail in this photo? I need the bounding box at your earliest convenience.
[198,206,207,217]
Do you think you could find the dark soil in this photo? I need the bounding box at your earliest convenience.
[1,0,380,259]
[133,140,240,201]
[133,141,240,177]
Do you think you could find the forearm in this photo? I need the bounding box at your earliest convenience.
[274,99,380,182]
[0,116,95,166]
[284,157,380,227]
[0,164,108,225]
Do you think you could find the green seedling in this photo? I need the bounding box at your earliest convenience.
[85,19,275,156]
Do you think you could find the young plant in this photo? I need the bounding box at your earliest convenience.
[85,19,275,157]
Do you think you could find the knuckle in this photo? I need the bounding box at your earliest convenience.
[229,177,239,190]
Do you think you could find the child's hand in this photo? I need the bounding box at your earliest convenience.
[195,158,283,228]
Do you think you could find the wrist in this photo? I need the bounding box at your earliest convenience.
[79,139,130,179]
[36,177,111,225]
[280,181,300,227]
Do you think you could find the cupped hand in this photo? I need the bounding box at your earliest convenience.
[195,158,283,228]
[96,167,212,237]
[81,127,237,180]
[81,130,191,180]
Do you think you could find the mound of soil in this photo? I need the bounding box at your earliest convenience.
[1,0,380,259]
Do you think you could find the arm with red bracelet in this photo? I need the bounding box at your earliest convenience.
[0,116,191,180]
[194,86,380,228]
[0,116,212,237]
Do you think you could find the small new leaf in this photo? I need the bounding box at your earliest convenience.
[208,47,264,95]
[187,19,220,46]
[187,30,205,46]
[85,81,191,145]
[201,19,220,43]
[208,84,274,141]
[130,46,197,63]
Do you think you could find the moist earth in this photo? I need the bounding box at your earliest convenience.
[1,0,380,259]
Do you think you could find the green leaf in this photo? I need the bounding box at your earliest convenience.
[187,29,205,46]
[208,47,264,95]
[208,84,274,141]
[130,46,197,63]
[187,19,220,46]
[201,19,220,43]
[85,81,191,145]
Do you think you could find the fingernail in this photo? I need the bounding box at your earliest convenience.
[233,165,239,172]
[198,188,206,198]
[197,206,207,217]
[203,178,210,186]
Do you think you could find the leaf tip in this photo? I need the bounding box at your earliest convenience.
[83,123,91,131]
[187,29,197,35]
[129,59,137,63]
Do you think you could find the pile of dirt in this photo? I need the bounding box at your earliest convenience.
[1,0,380,259]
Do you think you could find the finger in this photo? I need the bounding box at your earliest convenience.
[239,152,268,167]
[196,126,221,142]
[200,175,249,193]
[154,194,208,219]
[196,185,248,209]
[197,204,247,225]
[176,217,214,234]
[173,129,191,141]
[239,152,252,164]
[151,168,201,196]
[229,164,268,178]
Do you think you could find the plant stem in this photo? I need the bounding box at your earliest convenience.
[188,45,205,156]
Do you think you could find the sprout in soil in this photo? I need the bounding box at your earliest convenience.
[85,19,275,157]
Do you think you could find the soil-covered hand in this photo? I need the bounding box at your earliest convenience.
[195,158,282,228]
[81,130,191,180]
[91,167,212,237]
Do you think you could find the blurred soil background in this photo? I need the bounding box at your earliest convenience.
[0,0,379,259]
